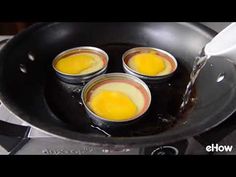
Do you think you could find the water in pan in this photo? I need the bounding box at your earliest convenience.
[180,53,209,112]
[44,43,196,137]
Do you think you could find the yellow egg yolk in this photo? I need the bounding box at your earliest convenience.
[88,90,138,121]
[55,53,103,75]
[128,53,166,76]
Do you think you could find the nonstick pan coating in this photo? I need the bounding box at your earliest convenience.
[0,22,236,148]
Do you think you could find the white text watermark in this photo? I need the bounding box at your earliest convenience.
[206,144,233,153]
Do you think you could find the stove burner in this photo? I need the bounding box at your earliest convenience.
[151,146,179,155]
[142,140,188,155]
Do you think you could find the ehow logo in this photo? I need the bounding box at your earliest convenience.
[206,144,233,153]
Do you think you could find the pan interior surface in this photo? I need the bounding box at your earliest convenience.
[0,22,236,147]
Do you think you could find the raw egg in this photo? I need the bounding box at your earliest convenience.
[87,82,145,121]
[52,47,109,84]
[128,52,172,76]
[55,52,104,75]
[88,90,138,121]
[82,73,151,125]
[122,47,177,81]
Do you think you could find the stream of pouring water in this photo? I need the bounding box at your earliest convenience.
[180,53,210,111]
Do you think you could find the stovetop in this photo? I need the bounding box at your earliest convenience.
[0,22,235,155]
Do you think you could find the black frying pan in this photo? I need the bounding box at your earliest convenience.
[0,22,236,149]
